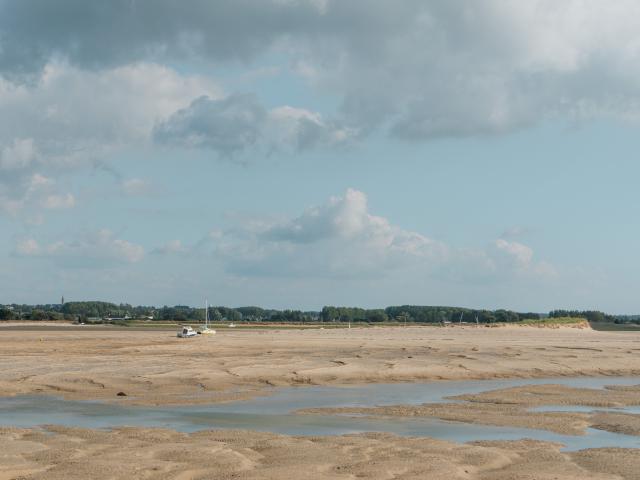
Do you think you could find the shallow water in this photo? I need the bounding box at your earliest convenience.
[1,376,638,451]
[531,405,640,414]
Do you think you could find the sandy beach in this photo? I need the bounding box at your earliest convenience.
[1,324,639,479]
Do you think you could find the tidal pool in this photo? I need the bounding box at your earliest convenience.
[0,376,638,451]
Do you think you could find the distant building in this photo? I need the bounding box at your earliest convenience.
[104,314,131,321]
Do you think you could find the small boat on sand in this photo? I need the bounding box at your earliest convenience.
[177,325,197,338]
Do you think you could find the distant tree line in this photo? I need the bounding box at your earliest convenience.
[0,302,319,323]
[321,306,541,324]
[0,302,634,324]
[0,303,67,321]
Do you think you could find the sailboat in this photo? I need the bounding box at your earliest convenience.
[198,299,216,335]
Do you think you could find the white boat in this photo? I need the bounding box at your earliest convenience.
[198,299,216,335]
[177,325,197,338]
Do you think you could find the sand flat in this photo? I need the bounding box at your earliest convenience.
[1,325,639,479]
[2,426,639,480]
[0,324,638,405]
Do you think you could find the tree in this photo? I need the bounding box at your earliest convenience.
[30,309,48,320]
[366,309,388,323]
[236,306,265,321]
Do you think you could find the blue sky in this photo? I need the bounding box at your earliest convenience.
[2,1,640,312]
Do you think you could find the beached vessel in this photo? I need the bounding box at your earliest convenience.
[177,325,197,338]
[198,299,216,335]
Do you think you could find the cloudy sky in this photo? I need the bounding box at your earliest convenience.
[2,0,640,312]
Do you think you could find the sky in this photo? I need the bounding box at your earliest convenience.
[2,0,640,312]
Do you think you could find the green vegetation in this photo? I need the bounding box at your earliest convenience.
[321,306,541,324]
[548,310,614,323]
[1,302,638,329]
[517,317,586,326]
[549,310,640,327]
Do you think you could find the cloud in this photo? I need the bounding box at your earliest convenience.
[152,240,188,255]
[0,138,37,170]
[291,1,640,138]
[193,188,552,281]
[0,61,219,216]
[493,238,534,269]
[501,226,531,239]
[309,1,640,138]
[0,0,327,82]
[14,238,40,256]
[0,62,220,164]
[14,229,144,268]
[4,1,640,141]
[42,193,75,209]
[267,105,357,151]
[153,94,267,156]
[266,188,412,244]
[153,94,354,156]
[0,172,74,216]
[121,178,153,197]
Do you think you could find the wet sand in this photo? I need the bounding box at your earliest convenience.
[1,324,639,479]
[299,383,640,436]
[300,402,593,435]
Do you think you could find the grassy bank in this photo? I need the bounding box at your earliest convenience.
[516,317,588,326]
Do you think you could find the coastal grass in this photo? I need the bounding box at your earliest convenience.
[517,316,587,326]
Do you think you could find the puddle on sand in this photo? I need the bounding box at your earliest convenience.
[0,376,638,452]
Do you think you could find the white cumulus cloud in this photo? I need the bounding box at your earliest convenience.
[193,189,552,282]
